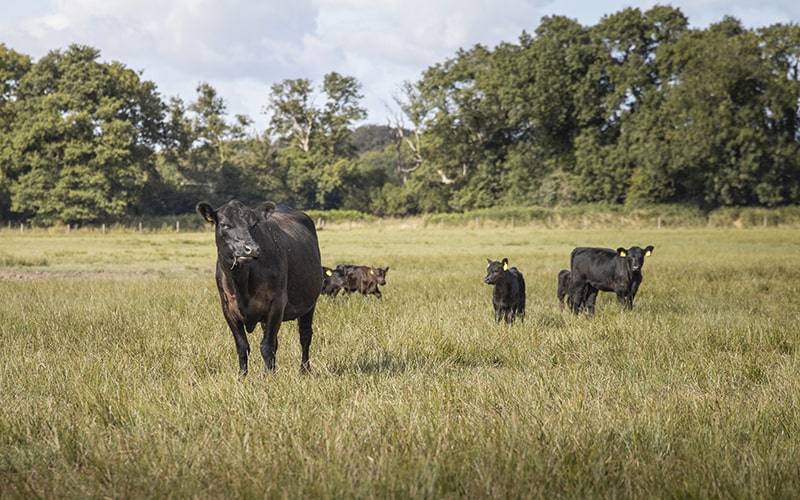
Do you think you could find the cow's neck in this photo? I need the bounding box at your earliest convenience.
[221,258,252,298]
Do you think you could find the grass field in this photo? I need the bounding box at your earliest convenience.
[2,222,799,498]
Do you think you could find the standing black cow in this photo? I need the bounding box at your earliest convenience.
[197,199,323,376]
[569,245,654,316]
[484,258,526,323]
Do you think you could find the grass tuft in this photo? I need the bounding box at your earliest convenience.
[2,226,799,497]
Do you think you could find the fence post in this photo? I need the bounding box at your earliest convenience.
[176,221,180,232]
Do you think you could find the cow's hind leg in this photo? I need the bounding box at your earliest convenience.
[585,288,600,316]
[297,307,316,373]
[571,281,587,315]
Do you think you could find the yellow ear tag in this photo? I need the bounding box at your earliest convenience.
[503,262,509,271]
[370,269,375,275]
[325,270,332,276]
[619,251,627,257]
[645,251,651,257]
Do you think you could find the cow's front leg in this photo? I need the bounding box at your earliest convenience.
[624,293,634,309]
[506,309,515,324]
[260,311,282,373]
[616,290,629,308]
[629,282,640,309]
[229,323,250,378]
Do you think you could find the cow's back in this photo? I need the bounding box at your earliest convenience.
[263,207,322,319]
[571,247,619,285]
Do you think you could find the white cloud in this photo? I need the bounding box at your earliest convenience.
[3,0,800,130]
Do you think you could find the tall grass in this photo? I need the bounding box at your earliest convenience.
[1,224,799,497]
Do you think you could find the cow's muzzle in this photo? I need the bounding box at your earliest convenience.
[231,245,260,269]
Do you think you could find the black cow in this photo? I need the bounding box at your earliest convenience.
[321,266,346,297]
[337,264,389,299]
[557,269,572,310]
[569,245,654,316]
[197,199,323,376]
[484,258,526,323]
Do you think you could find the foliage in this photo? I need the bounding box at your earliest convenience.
[398,7,800,211]
[0,45,165,225]
[305,208,377,225]
[1,6,800,225]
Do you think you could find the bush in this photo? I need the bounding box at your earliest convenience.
[305,209,377,226]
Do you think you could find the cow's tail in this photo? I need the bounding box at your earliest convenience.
[569,247,579,270]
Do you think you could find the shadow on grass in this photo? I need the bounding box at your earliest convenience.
[324,348,510,376]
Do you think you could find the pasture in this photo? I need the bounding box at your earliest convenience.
[2,222,799,497]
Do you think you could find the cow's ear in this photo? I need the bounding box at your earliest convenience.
[487,259,492,267]
[262,201,277,220]
[617,248,627,257]
[502,258,509,271]
[196,202,217,224]
[645,245,654,256]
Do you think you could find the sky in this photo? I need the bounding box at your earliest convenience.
[3,0,800,133]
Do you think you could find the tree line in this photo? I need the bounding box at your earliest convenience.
[1,6,799,226]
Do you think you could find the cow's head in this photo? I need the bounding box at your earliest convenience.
[484,258,509,285]
[617,245,654,272]
[370,267,389,285]
[322,266,346,289]
[196,200,277,268]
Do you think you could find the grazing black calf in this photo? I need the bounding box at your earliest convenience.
[569,245,654,316]
[321,266,346,297]
[558,269,591,312]
[484,258,526,323]
[557,269,572,310]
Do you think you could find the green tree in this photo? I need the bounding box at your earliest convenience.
[501,16,596,206]
[264,73,366,209]
[403,44,506,211]
[576,6,689,204]
[156,83,271,211]
[3,44,165,225]
[0,44,33,219]
[754,22,800,205]
[659,18,780,207]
